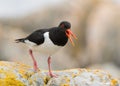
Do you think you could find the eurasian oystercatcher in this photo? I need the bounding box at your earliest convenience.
[15,21,77,77]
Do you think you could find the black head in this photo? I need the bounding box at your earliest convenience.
[58,21,77,46]
[58,21,71,29]
[49,21,77,46]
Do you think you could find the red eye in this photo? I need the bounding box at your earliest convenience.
[60,24,64,28]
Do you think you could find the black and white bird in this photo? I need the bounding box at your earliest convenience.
[15,21,77,77]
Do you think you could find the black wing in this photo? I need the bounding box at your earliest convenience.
[26,29,49,45]
[15,29,48,45]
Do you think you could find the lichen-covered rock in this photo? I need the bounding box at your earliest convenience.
[0,61,119,86]
[0,61,34,86]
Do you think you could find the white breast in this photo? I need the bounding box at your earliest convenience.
[26,32,62,56]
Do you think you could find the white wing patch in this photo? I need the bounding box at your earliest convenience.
[25,39,37,48]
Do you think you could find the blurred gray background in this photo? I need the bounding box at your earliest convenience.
[0,0,120,78]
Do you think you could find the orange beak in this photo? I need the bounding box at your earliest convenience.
[65,29,77,46]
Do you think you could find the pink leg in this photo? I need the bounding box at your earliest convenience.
[29,49,38,71]
[48,56,57,77]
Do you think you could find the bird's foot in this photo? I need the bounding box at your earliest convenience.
[48,72,58,78]
[33,67,39,72]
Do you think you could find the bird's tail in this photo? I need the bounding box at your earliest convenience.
[15,38,25,43]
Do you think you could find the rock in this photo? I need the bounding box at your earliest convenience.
[0,61,119,86]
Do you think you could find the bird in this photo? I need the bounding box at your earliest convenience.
[15,21,77,77]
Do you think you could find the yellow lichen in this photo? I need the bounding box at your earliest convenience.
[61,84,70,86]
[60,77,70,86]
[0,67,25,86]
[23,71,34,79]
[44,76,50,84]
[0,77,25,86]
[0,69,16,79]
[72,74,77,78]
[65,77,70,82]
[111,79,118,86]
